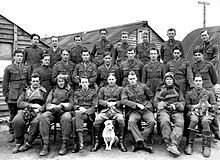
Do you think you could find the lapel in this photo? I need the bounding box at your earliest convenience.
[106,85,117,96]
[194,61,206,72]
[149,61,160,70]
[128,59,138,69]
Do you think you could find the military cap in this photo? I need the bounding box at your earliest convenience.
[121,31,129,35]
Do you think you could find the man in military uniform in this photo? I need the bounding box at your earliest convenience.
[184,74,217,158]
[33,54,53,95]
[45,36,62,67]
[2,50,30,142]
[11,73,47,154]
[136,31,157,64]
[160,28,184,64]
[196,30,219,69]
[23,33,45,72]
[72,77,98,153]
[69,35,88,65]
[122,72,155,153]
[92,74,127,152]
[142,48,165,94]
[97,52,121,88]
[165,46,194,95]
[91,28,114,67]
[52,49,76,89]
[154,72,185,157]
[39,76,73,156]
[113,31,130,65]
[72,50,97,89]
[120,46,144,87]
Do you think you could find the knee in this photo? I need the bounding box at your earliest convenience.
[117,118,125,126]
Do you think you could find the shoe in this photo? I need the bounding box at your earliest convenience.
[203,146,211,158]
[118,140,127,152]
[184,144,193,155]
[133,142,141,152]
[59,143,68,155]
[167,145,180,156]
[8,134,15,143]
[214,133,220,141]
[79,142,84,150]
[39,144,49,156]
[91,136,101,152]
[19,142,31,152]
[12,144,22,154]
[142,141,153,153]
[72,143,79,153]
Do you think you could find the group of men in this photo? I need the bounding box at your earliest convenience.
[2,27,220,158]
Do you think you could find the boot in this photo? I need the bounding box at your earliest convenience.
[202,130,212,158]
[72,137,79,153]
[8,133,15,143]
[91,126,101,152]
[39,140,49,156]
[184,129,196,155]
[19,142,31,152]
[59,141,68,155]
[78,132,84,150]
[167,144,180,156]
[142,141,153,153]
[12,144,22,154]
[117,126,127,152]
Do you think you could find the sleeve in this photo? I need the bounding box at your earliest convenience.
[17,91,29,109]
[112,47,118,64]
[209,91,217,111]
[2,67,10,97]
[45,90,53,109]
[23,48,28,65]
[115,66,122,86]
[89,65,97,84]
[91,43,97,60]
[174,91,185,112]
[72,65,80,84]
[98,87,108,107]
[209,64,218,85]
[86,91,98,115]
[73,91,80,110]
[185,91,192,112]
[141,65,147,84]
[64,90,74,111]
[179,42,184,59]
[51,64,59,83]
[210,45,219,66]
[121,88,137,109]
[160,44,164,62]
[186,61,194,88]
[165,62,170,73]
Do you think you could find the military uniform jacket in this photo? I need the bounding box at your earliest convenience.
[120,59,144,86]
[45,46,62,67]
[52,60,76,86]
[136,42,157,63]
[166,58,194,88]
[142,61,165,94]
[160,39,184,64]
[185,88,217,113]
[72,61,97,85]
[23,45,44,71]
[73,88,98,115]
[122,83,154,114]
[3,63,30,103]
[99,85,123,113]
[197,41,219,67]
[97,63,121,87]
[33,65,53,93]
[69,45,88,64]
[113,42,129,64]
[192,61,218,89]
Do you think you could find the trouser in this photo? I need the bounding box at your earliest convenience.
[40,111,72,143]
[7,103,18,134]
[158,111,184,146]
[128,110,155,142]
[12,110,40,144]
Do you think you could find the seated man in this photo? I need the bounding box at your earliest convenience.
[12,73,47,154]
[39,75,73,156]
[92,73,127,152]
[184,74,216,158]
[122,71,155,153]
[154,72,185,157]
[72,77,98,153]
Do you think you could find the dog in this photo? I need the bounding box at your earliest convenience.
[102,120,119,151]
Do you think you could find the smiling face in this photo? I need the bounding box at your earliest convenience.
[31,35,39,46]
[167,30,176,40]
[31,77,40,89]
[42,55,50,66]
[57,77,65,88]
[173,49,182,60]
[165,77,174,86]
[201,31,209,42]
[51,37,59,47]
[100,30,107,40]
[194,52,203,62]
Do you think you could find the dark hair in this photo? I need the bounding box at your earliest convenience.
[61,49,69,54]
[167,28,176,33]
[121,31,129,35]
[30,33,40,40]
[193,47,203,54]
[194,73,203,80]
[108,72,116,78]
[51,36,59,41]
[126,46,135,52]
[42,53,50,59]
[99,28,108,34]
[13,49,23,56]
[80,76,89,82]
[31,73,41,81]
[150,47,159,54]
[172,46,181,52]
[74,35,82,41]
[200,30,209,35]
[81,49,90,55]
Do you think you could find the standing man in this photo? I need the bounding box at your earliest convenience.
[120,46,144,87]
[122,71,155,153]
[69,35,88,65]
[165,46,194,95]
[196,30,219,69]
[91,28,114,67]
[45,36,62,67]
[23,33,45,72]
[136,31,157,64]
[113,31,130,65]
[2,50,30,142]
[160,28,184,64]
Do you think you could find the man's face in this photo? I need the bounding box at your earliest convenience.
[173,49,182,60]
[165,77,174,86]
[103,55,112,64]
[194,76,203,88]
[31,77,40,89]
[100,30,107,40]
[14,53,23,64]
[51,37,58,47]
[61,50,69,62]
[121,33,128,43]
[127,50,136,59]
[74,37,82,45]
[80,78,89,89]
[167,30,176,40]
[42,56,50,66]
[142,33,148,43]
[149,50,158,61]
[107,75,116,85]
[201,31,209,42]
[57,78,65,88]
[31,36,39,46]
[194,52,203,62]
[81,51,90,61]
[128,75,137,85]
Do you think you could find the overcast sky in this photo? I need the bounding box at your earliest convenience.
[0,0,220,41]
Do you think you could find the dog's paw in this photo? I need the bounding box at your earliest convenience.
[105,147,108,151]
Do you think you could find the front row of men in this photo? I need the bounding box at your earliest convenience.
[10,70,217,158]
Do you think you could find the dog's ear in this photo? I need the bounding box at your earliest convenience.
[104,120,108,126]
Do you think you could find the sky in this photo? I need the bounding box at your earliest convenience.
[0,0,220,41]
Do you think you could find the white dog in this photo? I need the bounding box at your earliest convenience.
[102,120,119,151]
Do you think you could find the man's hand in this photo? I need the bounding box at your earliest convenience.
[170,104,176,110]
[31,104,42,110]
[107,102,116,107]
[77,107,87,113]
[136,103,145,110]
